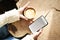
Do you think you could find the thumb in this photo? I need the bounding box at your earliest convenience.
[31,29,43,38]
[18,1,30,11]
[20,14,28,20]
[22,1,30,10]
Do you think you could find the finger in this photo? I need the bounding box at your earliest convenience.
[30,21,33,24]
[29,19,34,23]
[31,29,43,38]
[22,1,30,10]
[18,1,30,13]
[20,14,28,20]
[37,29,43,35]
[27,6,33,8]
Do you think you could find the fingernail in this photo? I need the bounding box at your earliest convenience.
[25,18,28,20]
[25,17,28,20]
[30,21,33,23]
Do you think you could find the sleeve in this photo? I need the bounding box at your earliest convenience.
[0,9,20,28]
[21,35,34,40]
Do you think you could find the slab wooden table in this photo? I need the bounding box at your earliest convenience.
[8,0,60,40]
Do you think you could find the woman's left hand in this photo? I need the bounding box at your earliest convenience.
[17,1,30,20]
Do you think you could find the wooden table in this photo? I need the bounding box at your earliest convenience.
[8,0,60,40]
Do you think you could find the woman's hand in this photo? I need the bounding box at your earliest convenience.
[18,1,30,20]
[31,29,43,40]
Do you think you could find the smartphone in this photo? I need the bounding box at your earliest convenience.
[29,15,48,33]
